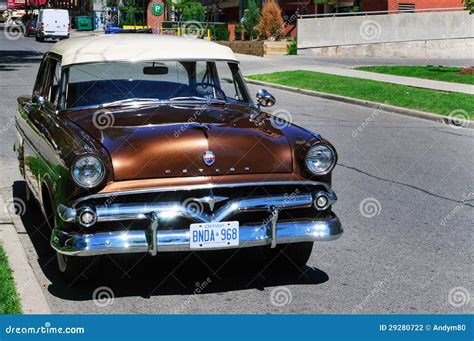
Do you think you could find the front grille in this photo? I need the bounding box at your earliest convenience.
[79,183,326,209]
[64,182,334,232]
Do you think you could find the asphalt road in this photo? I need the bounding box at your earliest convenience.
[0,31,473,314]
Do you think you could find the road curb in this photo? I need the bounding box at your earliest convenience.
[0,188,51,314]
[245,78,473,129]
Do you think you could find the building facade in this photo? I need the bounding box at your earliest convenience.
[213,0,464,22]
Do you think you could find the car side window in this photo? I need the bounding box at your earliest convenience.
[33,57,49,97]
[215,62,249,103]
[49,61,62,105]
[40,58,62,107]
[33,55,62,107]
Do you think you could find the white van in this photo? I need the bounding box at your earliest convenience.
[36,9,69,42]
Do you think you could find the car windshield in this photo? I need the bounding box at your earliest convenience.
[64,60,251,109]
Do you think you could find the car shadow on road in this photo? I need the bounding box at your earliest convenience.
[13,181,329,303]
[0,50,44,72]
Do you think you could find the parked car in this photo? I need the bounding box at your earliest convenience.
[35,8,69,42]
[24,18,36,37]
[14,35,343,280]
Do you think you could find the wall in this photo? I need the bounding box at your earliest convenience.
[297,11,473,49]
[300,38,474,59]
[218,41,289,57]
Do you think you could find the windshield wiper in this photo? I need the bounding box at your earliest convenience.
[101,98,160,108]
[168,96,223,103]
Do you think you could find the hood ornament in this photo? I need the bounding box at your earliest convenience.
[203,151,215,166]
[194,196,229,212]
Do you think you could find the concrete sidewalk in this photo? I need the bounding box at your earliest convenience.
[0,188,50,314]
[238,54,474,95]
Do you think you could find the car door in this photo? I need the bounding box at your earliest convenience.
[20,54,63,204]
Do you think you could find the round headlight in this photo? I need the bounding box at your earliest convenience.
[305,144,336,175]
[72,155,105,188]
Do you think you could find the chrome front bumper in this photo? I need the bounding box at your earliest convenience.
[51,215,343,256]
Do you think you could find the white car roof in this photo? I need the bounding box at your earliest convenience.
[49,34,238,66]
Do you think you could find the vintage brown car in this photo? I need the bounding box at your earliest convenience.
[15,35,342,279]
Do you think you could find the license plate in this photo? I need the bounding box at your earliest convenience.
[190,221,239,249]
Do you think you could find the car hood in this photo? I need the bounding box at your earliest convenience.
[64,103,293,180]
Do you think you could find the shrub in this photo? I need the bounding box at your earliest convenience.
[214,25,230,41]
[287,39,297,55]
[242,0,260,40]
[234,25,244,41]
[257,0,285,40]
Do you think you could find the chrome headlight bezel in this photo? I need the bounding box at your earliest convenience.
[71,155,106,188]
[305,144,336,175]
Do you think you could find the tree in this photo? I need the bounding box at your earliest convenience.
[257,0,285,40]
[120,0,143,25]
[313,0,339,11]
[464,0,473,13]
[242,0,260,40]
[181,1,205,22]
[164,0,205,22]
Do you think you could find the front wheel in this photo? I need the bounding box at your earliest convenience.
[57,253,100,282]
[264,242,314,269]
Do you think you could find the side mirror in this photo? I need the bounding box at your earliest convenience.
[256,89,275,107]
[32,95,45,106]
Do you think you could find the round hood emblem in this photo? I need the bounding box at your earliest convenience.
[203,151,215,166]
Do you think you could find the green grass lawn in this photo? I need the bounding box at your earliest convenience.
[355,66,474,85]
[0,245,21,314]
[247,70,474,118]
